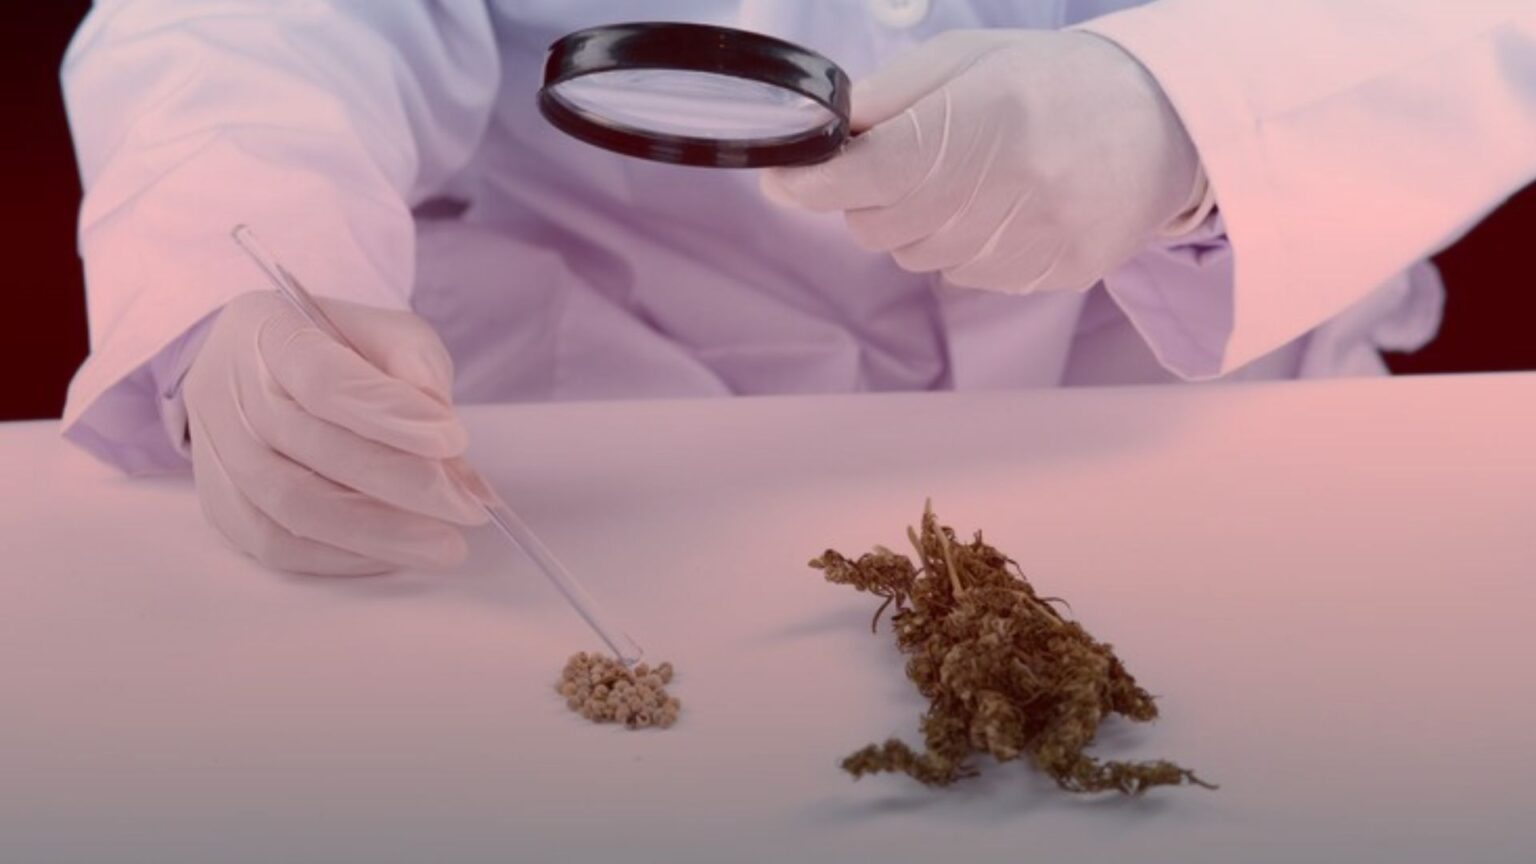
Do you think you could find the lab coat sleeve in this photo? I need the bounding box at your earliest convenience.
[1074,1,1536,379]
[59,0,500,473]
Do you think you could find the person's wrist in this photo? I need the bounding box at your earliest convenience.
[1068,30,1208,241]
[1161,163,1217,237]
[149,312,219,458]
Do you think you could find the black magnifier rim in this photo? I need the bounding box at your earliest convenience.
[539,22,851,168]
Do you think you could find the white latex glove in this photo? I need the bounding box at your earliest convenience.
[183,291,490,575]
[761,30,1207,294]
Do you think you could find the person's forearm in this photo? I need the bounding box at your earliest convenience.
[60,0,498,472]
[1078,0,1536,374]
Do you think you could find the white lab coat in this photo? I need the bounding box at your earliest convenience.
[59,0,1536,474]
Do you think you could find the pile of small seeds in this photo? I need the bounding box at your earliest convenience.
[557,652,681,729]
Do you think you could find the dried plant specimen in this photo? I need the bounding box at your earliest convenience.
[812,502,1213,795]
[557,652,681,730]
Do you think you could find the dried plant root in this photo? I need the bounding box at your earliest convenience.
[812,502,1213,795]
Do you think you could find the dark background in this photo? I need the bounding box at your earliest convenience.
[4,3,1533,423]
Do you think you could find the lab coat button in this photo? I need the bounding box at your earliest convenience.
[867,0,930,30]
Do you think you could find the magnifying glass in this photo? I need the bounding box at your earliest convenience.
[538,22,852,168]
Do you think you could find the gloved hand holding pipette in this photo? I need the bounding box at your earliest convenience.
[183,289,488,575]
[196,227,645,664]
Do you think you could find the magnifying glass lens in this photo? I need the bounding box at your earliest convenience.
[540,23,851,167]
[551,69,837,141]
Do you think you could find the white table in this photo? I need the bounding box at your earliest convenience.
[3,374,1534,864]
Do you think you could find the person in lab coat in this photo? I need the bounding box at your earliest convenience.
[59,1,1536,574]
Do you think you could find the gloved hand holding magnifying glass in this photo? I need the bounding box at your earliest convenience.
[540,24,1209,297]
[762,29,1211,296]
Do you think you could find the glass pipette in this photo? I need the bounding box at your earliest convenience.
[231,224,644,666]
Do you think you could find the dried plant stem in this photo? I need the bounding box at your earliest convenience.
[933,512,966,597]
